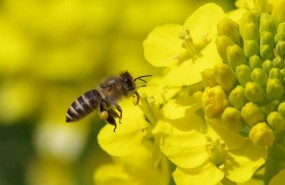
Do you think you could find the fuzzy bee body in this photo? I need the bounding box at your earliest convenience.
[66,89,102,122]
[66,71,150,131]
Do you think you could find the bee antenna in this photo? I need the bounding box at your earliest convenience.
[134,75,152,82]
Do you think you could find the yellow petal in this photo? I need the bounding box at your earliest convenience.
[159,128,208,168]
[164,41,222,86]
[143,24,183,67]
[173,162,224,185]
[98,100,149,156]
[225,139,266,182]
[183,3,225,40]
[269,169,285,185]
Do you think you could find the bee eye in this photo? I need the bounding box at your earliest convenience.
[124,78,134,89]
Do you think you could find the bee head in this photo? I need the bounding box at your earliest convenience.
[121,71,136,91]
[121,71,152,92]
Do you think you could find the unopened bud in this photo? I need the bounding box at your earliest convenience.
[251,68,268,86]
[278,101,285,117]
[260,31,274,47]
[269,68,282,80]
[202,86,228,118]
[277,22,285,33]
[276,41,285,59]
[201,69,218,88]
[239,11,260,41]
[249,122,275,148]
[272,0,285,24]
[272,57,284,68]
[259,13,276,34]
[244,40,259,57]
[267,111,285,131]
[222,107,244,132]
[236,64,251,86]
[266,79,284,99]
[214,63,236,91]
[217,18,241,45]
[241,22,259,41]
[260,45,273,60]
[216,35,235,62]
[249,55,262,69]
[275,32,285,42]
[227,44,247,69]
[245,82,267,105]
[262,60,273,73]
[241,102,265,127]
[229,85,247,109]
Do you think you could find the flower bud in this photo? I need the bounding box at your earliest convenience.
[274,32,285,42]
[201,69,218,88]
[249,55,262,69]
[262,60,273,73]
[266,79,284,99]
[229,85,247,109]
[227,44,247,69]
[251,68,268,86]
[217,18,241,45]
[249,122,275,148]
[269,68,282,80]
[241,102,265,127]
[244,40,259,57]
[278,101,285,117]
[216,35,235,62]
[202,86,228,118]
[214,63,236,91]
[272,57,283,68]
[236,64,251,86]
[259,13,276,34]
[245,82,267,105]
[260,45,273,60]
[267,111,285,131]
[277,22,285,33]
[272,0,285,24]
[239,11,260,41]
[241,22,259,41]
[276,41,285,59]
[222,107,244,132]
[260,31,274,47]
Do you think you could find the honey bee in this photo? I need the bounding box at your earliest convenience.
[66,71,151,132]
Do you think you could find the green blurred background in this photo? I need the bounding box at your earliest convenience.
[0,0,235,185]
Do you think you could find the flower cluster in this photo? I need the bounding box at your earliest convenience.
[95,1,285,185]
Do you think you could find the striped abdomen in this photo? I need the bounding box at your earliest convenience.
[66,89,102,122]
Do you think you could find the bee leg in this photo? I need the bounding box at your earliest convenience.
[133,91,140,105]
[108,98,122,119]
[106,114,117,132]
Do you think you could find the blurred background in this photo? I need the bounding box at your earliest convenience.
[0,0,235,185]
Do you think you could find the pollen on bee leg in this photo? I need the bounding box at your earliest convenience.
[99,111,109,120]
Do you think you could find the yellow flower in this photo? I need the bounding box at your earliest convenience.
[156,119,266,184]
[143,3,225,86]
